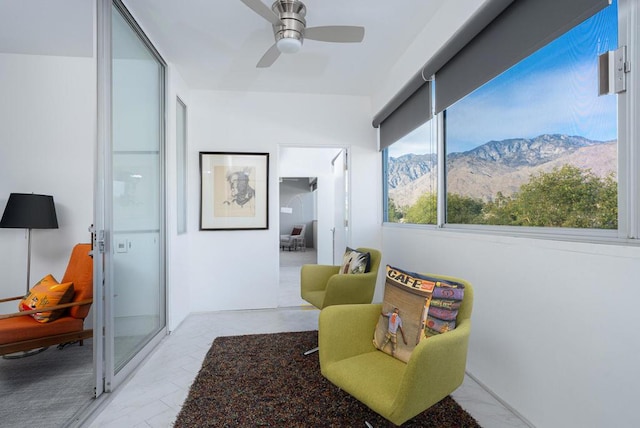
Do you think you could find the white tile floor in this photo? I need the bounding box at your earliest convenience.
[87,307,532,428]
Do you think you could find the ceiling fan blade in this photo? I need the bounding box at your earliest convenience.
[239,0,282,26]
[257,43,281,68]
[305,26,365,43]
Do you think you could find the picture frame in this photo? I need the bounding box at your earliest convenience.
[199,152,269,230]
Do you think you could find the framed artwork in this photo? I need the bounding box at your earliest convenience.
[199,152,269,230]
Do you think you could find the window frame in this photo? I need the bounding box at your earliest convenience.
[176,96,188,235]
[382,0,640,246]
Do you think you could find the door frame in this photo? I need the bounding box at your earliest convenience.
[331,149,348,265]
[95,0,168,396]
[277,144,351,267]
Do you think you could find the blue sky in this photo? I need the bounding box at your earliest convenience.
[390,0,618,158]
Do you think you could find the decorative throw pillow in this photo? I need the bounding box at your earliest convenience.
[291,227,303,235]
[373,266,465,362]
[339,247,370,274]
[373,266,437,363]
[19,274,75,323]
[424,281,465,337]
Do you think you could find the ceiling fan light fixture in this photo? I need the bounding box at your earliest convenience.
[276,37,302,53]
[240,0,365,68]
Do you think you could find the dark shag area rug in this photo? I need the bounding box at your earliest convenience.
[175,331,480,427]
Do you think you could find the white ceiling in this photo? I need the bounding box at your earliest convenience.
[0,0,444,97]
[124,0,445,95]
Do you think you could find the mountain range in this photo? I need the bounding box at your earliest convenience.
[388,134,616,208]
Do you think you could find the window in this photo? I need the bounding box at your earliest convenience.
[383,0,627,237]
[384,119,437,224]
[445,2,618,229]
[176,97,187,234]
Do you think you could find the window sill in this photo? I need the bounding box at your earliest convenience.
[382,221,640,248]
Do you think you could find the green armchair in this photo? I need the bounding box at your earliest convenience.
[300,247,381,355]
[318,274,473,426]
[301,247,381,310]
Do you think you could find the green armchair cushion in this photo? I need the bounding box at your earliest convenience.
[319,273,473,426]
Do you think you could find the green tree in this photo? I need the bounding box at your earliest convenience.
[593,173,618,229]
[387,198,403,223]
[404,193,437,224]
[484,165,618,229]
[397,165,617,229]
[446,193,485,224]
[483,191,518,225]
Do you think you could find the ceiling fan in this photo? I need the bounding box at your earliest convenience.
[239,0,365,68]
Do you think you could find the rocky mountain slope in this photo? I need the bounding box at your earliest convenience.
[388,134,616,207]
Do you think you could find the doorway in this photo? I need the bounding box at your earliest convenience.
[278,177,317,307]
[277,146,350,307]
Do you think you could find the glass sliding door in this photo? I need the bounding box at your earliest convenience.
[105,0,166,389]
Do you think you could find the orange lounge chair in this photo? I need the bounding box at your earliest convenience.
[0,243,93,356]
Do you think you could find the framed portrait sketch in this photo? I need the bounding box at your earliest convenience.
[199,152,269,230]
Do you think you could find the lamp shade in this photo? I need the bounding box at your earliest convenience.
[0,193,58,229]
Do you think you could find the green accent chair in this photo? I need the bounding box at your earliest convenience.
[318,274,473,426]
[300,247,381,355]
[301,247,382,309]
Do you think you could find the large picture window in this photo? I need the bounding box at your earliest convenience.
[384,0,621,234]
[445,2,618,229]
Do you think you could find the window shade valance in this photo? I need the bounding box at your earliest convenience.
[374,0,610,147]
[435,0,610,113]
[378,82,431,150]
[372,0,515,141]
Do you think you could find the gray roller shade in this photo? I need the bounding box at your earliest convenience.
[379,82,431,150]
[435,0,610,113]
[372,0,514,132]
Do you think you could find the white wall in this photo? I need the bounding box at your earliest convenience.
[373,0,640,425]
[185,90,380,313]
[382,226,640,427]
[0,53,95,312]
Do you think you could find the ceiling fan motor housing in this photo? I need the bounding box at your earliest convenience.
[272,0,307,48]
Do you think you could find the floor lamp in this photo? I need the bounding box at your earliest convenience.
[0,193,59,295]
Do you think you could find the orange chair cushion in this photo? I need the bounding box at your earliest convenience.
[62,244,93,319]
[0,315,83,345]
[19,274,74,323]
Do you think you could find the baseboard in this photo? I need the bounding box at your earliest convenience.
[464,370,537,428]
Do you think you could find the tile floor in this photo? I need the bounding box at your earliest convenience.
[86,249,532,427]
